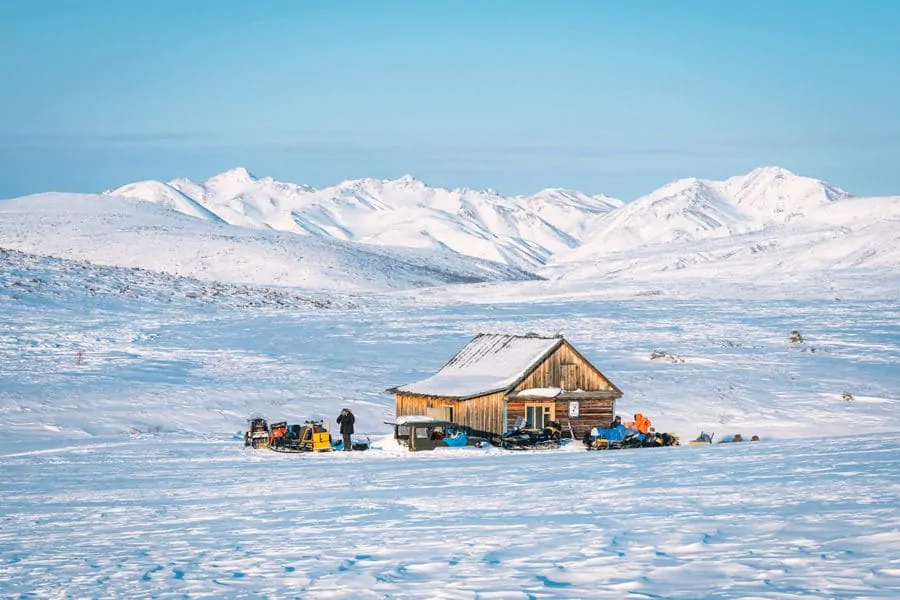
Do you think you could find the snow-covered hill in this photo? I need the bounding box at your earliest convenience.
[0,248,349,310]
[106,169,623,269]
[0,194,538,291]
[543,193,900,283]
[554,166,853,263]
[723,165,850,223]
[544,167,900,285]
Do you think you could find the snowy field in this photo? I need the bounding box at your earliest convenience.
[3,255,898,442]
[2,253,900,598]
[2,434,899,599]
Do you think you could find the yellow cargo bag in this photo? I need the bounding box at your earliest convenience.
[312,432,332,452]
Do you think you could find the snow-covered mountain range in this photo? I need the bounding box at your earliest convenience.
[1,166,898,292]
[106,168,623,270]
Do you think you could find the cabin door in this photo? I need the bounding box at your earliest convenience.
[525,403,555,429]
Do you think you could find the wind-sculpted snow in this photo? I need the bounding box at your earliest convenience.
[1,434,898,598]
[0,248,347,310]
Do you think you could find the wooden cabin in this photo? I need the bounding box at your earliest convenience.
[387,333,623,440]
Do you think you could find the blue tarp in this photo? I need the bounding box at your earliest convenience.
[442,432,469,447]
[590,424,628,441]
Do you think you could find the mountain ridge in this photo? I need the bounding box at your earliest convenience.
[2,166,894,293]
[105,171,625,269]
[104,166,859,270]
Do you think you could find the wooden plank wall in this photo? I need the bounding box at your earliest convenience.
[512,342,615,393]
[506,398,614,440]
[395,392,505,437]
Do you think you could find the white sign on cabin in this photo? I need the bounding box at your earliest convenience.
[568,401,579,418]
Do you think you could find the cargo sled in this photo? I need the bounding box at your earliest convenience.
[332,436,372,451]
[268,419,334,453]
[585,423,679,450]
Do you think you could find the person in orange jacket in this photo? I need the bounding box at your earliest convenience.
[633,413,652,434]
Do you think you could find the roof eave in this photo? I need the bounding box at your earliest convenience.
[388,386,508,401]
[506,389,622,400]
[557,390,622,400]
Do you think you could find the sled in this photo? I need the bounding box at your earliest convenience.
[496,416,562,451]
[689,431,714,446]
[264,419,335,453]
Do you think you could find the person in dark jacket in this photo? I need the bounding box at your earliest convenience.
[336,408,355,451]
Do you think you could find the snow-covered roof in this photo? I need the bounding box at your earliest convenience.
[392,414,441,425]
[391,334,564,399]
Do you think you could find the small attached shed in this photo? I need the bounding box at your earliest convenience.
[387,333,623,440]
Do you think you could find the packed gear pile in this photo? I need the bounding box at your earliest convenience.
[243,417,367,453]
[583,412,680,450]
[245,410,760,454]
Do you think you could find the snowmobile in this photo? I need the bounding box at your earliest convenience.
[498,418,562,450]
[244,417,270,449]
[689,431,714,446]
[584,423,626,450]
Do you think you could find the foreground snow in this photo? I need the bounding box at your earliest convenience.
[2,248,899,598]
[1,433,898,599]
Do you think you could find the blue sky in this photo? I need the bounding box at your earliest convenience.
[1,0,898,199]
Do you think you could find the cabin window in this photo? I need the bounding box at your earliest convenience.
[525,403,555,429]
[427,406,454,422]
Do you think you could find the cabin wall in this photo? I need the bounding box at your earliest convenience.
[512,341,615,393]
[395,393,615,440]
[395,392,505,437]
[506,398,614,441]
